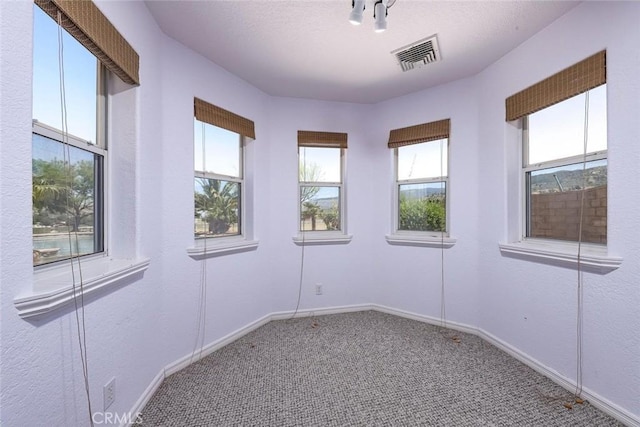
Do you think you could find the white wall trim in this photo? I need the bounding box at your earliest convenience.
[123,312,273,427]
[385,234,457,248]
[499,241,622,274]
[125,370,164,427]
[269,303,373,320]
[128,304,639,427]
[373,304,477,335]
[14,258,151,319]
[164,313,273,377]
[187,239,259,259]
[478,328,639,427]
[376,305,639,427]
[292,233,353,245]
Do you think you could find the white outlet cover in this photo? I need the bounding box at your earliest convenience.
[103,377,116,410]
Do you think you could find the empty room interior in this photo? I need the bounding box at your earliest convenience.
[1,0,639,426]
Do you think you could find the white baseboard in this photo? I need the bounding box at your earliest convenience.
[163,313,273,377]
[129,303,639,427]
[124,313,272,427]
[478,328,639,427]
[125,370,164,427]
[269,303,375,321]
[372,304,639,427]
[373,304,479,336]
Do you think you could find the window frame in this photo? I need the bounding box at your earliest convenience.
[298,146,345,233]
[294,146,350,244]
[520,91,608,245]
[193,118,245,242]
[32,45,109,269]
[500,74,620,273]
[18,4,151,319]
[392,138,450,239]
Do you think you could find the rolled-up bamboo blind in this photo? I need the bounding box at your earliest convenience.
[35,0,140,86]
[505,51,606,122]
[194,98,256,140]
[298,131,348,149]
[388,119,450,148]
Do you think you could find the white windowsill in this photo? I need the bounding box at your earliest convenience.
[385,233,456,248]
[14,257,151,319]
[187,238,259,259]
[292,232,352,246]
[499,240,622,274]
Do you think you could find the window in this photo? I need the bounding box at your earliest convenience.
[388,119,450,238]
[523,85,607,244]
[298,131,347,233]
[192,98,255,246]
[194,120,243,239]
[17,0,145,318]
[395,139,448,234]
[32,4,107,266]
[498,51,619,273]
[505,51,608,246]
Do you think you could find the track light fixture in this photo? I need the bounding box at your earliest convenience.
[349,0,393,32]
[373,0,388,33]
[349,0,366,25]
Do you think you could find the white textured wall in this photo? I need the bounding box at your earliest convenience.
[0,1,169,426]
[1,1,638,426]
[155,34,274,363]
[368,76,481,327]
[264,96,377,313]
[0,2,276,426]
[475,1,640,419]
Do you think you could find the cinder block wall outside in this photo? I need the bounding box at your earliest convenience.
[530,185,607,244]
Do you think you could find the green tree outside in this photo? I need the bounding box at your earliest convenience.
[399,195,446,232]
[32,158,96,232]
[321,204,340,231]
[194,178,239,235]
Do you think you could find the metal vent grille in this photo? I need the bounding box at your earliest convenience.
[392,35,440,72]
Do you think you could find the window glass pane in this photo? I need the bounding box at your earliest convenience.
[397,139,448,180]
[195,178,241,238]
[398,182,446,232]
[32,133,102,265]
[527,159,607,244]
[194,120,241,178]
[32,5,97,143]
[300,186,340,231]
[528,85,607,164]
[299,147,341,183]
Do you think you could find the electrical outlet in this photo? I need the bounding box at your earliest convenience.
[103,377,116,410]
[315,283,323,295]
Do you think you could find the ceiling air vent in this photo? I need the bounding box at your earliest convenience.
[392,35,440,72]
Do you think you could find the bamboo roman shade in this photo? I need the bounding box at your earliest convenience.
[194,98,256,140]
[35,0,140,86]
[388,119,450,148]
[505,51,606,122]
[298,131,348,149]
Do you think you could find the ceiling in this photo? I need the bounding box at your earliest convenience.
[145,0,579,104]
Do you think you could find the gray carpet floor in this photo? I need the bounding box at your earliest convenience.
[141,311,622,426]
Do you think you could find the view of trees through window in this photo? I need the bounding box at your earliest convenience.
[32,5,103,266]
[194,120,242,238]
[396,139,448,233]
[299,147,341,231]
[32,133,102,265]
[399,183,446,232]
[194,178,240,236]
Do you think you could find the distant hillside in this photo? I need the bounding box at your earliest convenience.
[531,165,606,193]
[313,197,339,210]
[400,186,445,200]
